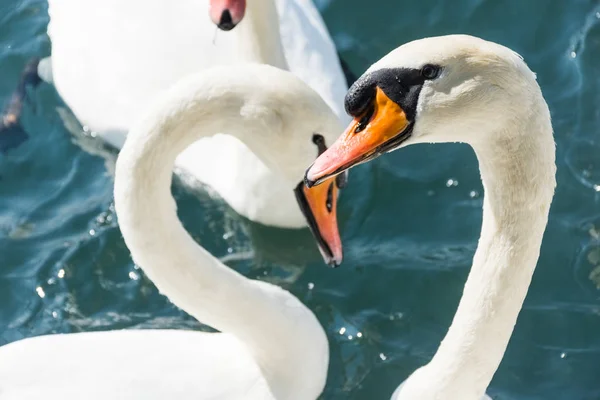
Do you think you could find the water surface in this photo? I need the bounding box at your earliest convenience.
[1,0,600,398]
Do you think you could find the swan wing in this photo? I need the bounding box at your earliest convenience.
[276,0,350,123]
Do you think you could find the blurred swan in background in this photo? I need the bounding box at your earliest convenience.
[306,35,556,400]
[0,64,349,400]
[0,0,353,229]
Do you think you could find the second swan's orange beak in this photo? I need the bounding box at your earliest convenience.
[305,87,412,187]
[295,177,343,267]
[295,134,349,267]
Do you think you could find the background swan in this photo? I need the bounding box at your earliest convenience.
[0,0,352,229]
[0,64,348,399]
[306,35,556,400]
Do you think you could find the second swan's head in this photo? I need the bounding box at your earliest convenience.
[148,64,347,266]
[305,34,547,186]
[248,68,347,267]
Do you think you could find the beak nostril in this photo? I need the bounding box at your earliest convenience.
[218,9,236,31]
[354,104,375,134]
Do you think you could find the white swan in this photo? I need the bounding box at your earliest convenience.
[306,35,556,400]
[0,64,347,399]
[1,0,351,230]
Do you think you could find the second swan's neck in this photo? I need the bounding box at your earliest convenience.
[113,69,328,399]
[234,0,288,69]
[397,105,556,399]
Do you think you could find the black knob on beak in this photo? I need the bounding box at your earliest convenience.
[218,10,236,31]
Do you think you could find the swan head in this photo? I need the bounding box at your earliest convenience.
[209,0,246,31]
[251,83,347,267]
[167,64,346,266]
[304,35,542,186]
[208,64,348,267]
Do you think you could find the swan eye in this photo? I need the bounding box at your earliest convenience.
[421,64,441,80]
[325,183,334,213]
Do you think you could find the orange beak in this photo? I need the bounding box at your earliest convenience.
[294,176,343,267]
[305,87,412,187]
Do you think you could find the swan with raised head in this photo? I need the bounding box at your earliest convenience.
[306,35,556,400]
[0,0,351,232]
[0,64,346,399]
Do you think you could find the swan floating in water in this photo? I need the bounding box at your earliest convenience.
[306,35,556,400]
[0,64,350,399]
[0,0,353,231]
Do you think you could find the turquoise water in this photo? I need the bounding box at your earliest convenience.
[1,0,600,398]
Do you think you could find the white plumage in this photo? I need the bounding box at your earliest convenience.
[45,0,349,227]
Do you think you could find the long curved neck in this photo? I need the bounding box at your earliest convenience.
[234,0,288,69]
[113,77,327,399]
[401,105,556,399]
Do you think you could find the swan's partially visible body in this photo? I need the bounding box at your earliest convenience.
[47,0,349,137]
[1,331,274,399]
[307,35,556,400]
[0,65,346,399]
[1,0,350,228]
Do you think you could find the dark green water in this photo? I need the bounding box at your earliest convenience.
[1,0,600,399]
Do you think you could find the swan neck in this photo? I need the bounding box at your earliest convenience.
[235,0,288,69]
[114,102,263,342]
[401,108,555,399]
[113,82,327,398]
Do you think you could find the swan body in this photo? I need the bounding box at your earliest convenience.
[45,0,349,228]
[0,331,273,399]
[306,35,556,400]
[0,65,346,399]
